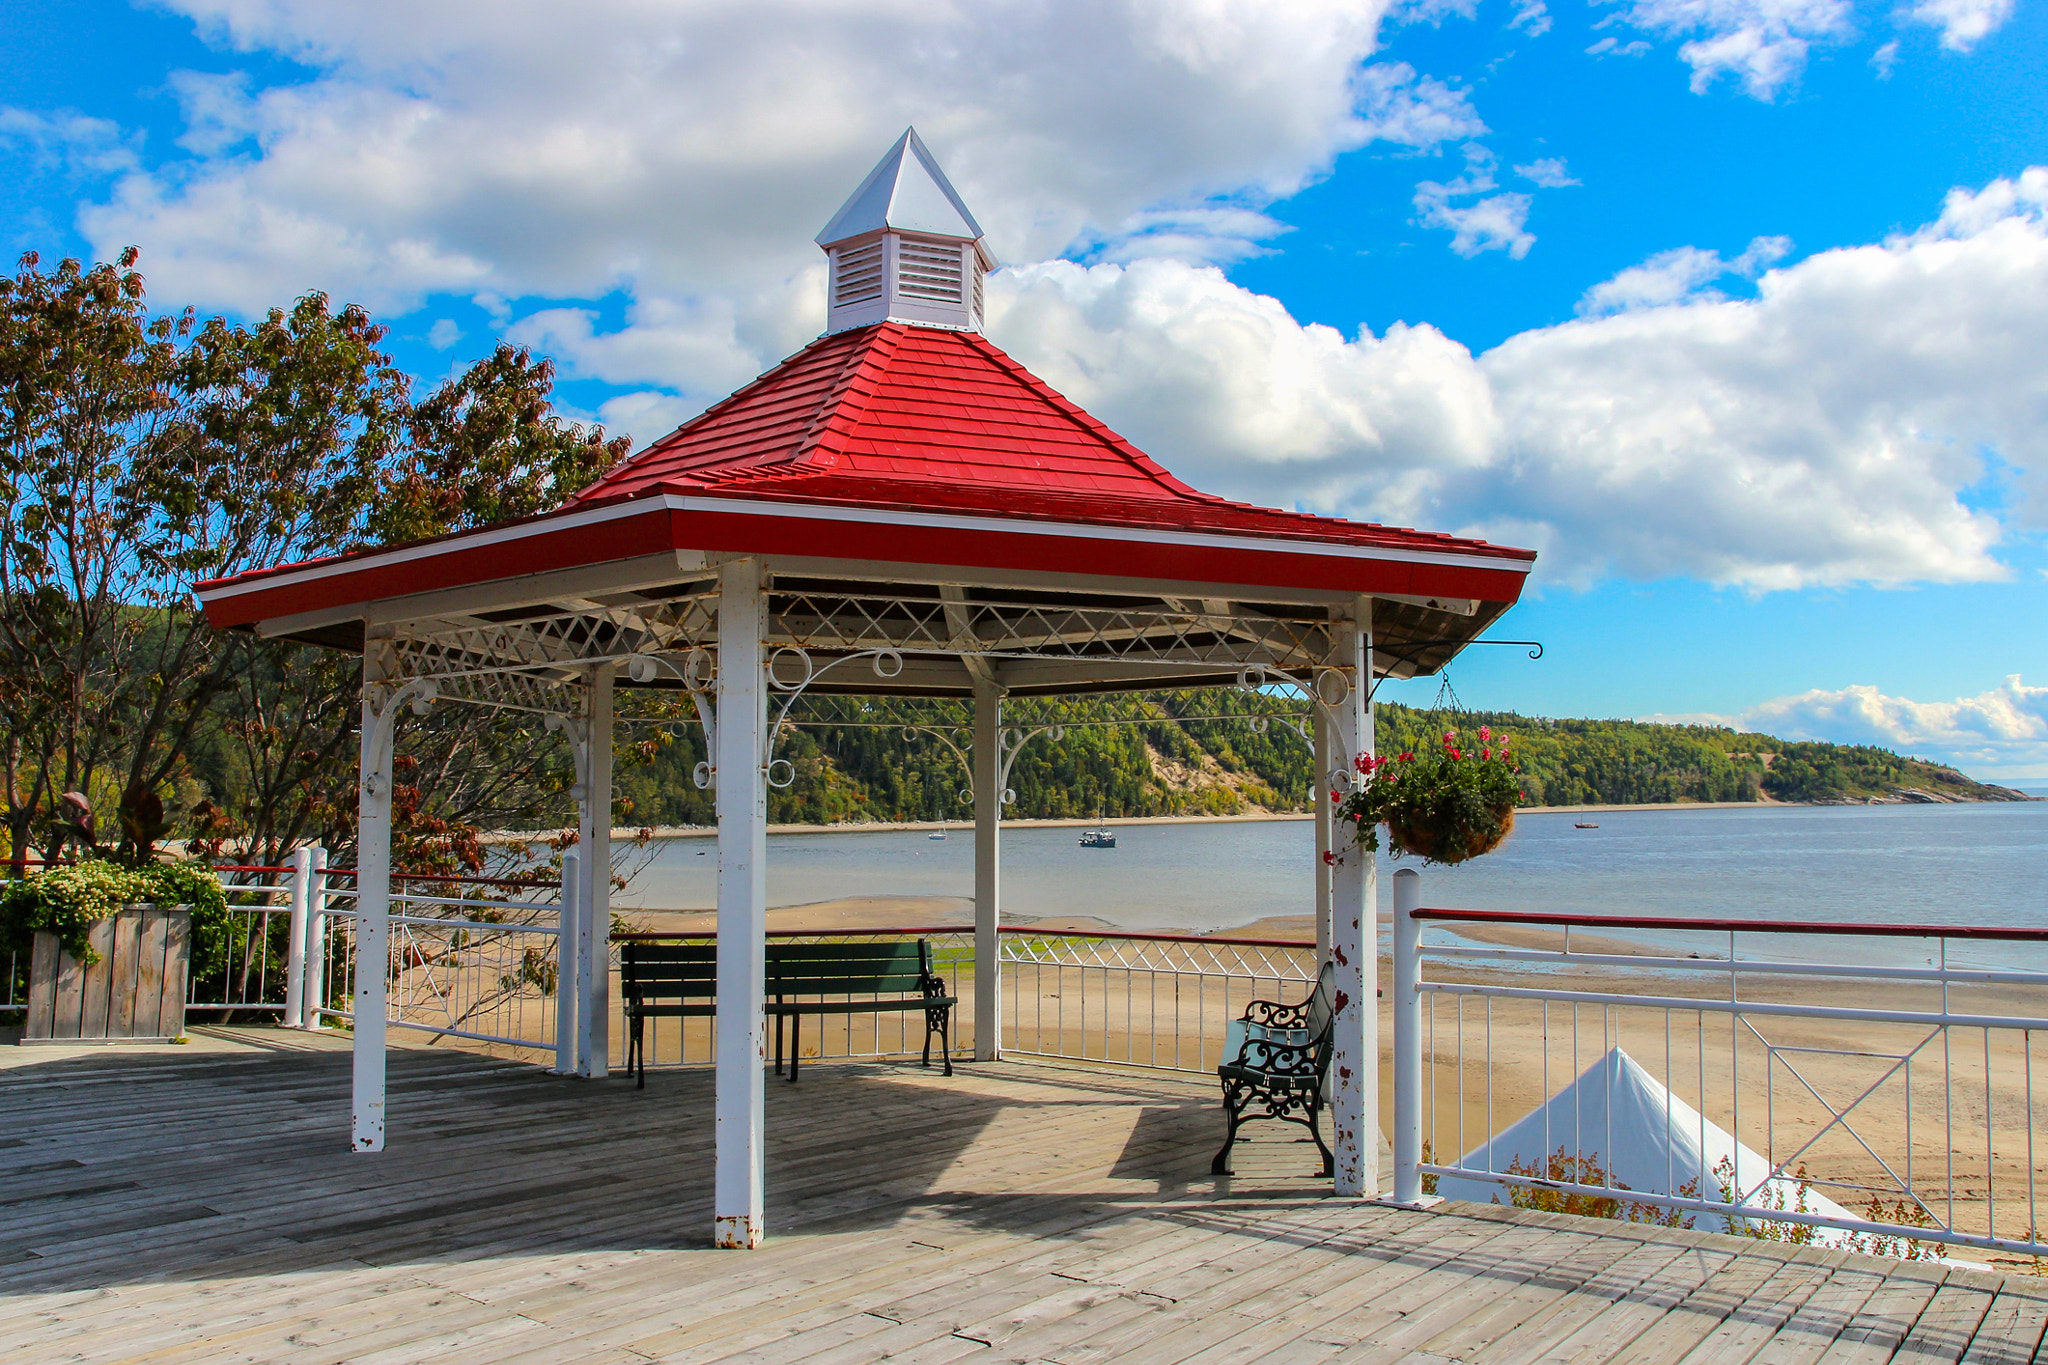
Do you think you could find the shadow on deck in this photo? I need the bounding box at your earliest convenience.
[3,1028,2044,1364]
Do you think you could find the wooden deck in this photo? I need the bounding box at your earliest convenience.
[3,1029,2045,1365]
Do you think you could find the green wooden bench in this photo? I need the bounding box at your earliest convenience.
[767,939,956,1081]
[1212,960,1336,1177]
[621,940,717,1089]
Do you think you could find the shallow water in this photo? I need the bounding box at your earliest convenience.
[620,800,2048,950]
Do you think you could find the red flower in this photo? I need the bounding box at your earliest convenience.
[1448,747,1462,759]
[1479,725,1491,742]
[1482,747,1492,760]
[1442,729,1457,743]
[1321,850,1338,866]
[1399,752,1415,762]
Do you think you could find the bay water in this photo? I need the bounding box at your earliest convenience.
[620,801,2048,956]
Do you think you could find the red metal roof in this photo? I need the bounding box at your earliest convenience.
[571,323,1532,563]
[196,321,1535,632]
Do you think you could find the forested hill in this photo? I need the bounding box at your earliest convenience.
[613,696,2031,829]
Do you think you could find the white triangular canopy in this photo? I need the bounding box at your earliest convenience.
[817,127,986,246]
[1433,1047,1865,1247]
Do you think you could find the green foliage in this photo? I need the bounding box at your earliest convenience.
[1335,725,1521,865]
[0,858,225,963]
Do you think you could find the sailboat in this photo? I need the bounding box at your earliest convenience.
[1079,810,1117,848]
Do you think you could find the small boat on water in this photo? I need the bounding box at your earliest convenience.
[927,830,947,840]
[1574,822,1600,829]
[1079,827,1117,848]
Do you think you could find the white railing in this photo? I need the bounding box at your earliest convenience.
[316,867,566,1052]
[999,929,1316,1073]
[1389,867,2048,1262]
[610,929,976,1072]
[189,862,302,1016]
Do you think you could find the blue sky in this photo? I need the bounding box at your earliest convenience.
[3,0,2045,777]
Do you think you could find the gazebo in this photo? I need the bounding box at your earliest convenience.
[197,128,1536,1249]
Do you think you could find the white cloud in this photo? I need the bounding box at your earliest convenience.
[0,108,141,177]
[1577,234,1789,314]
[77,0,1414,339]
[1514,157,1579,188]
[425,318,462,349]
[1741,676,2048,777]
[1599,0,1856,99]
[1414,145,1536,258]
[984,170,2048,591]
[1509,0,1554,34]
[1907,0,2015,50]
[1869,39,1899,77]
[1351,63,1488,151]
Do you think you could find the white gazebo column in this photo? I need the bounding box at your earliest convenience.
[1313,710,1334,964]
[579,665,615,1078]
[351,632,428,1153]
[972,682,1004,1062]
[713,558,770,1249]
[1328,600,1379,1197]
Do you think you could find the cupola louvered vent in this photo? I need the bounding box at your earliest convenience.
[831,240,885,308]
[898,240,964,303]
[817,129,997,335]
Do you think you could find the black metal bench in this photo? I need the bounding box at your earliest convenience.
[621,940,717,1089]
[1212,960,1336,1177]
[767,939,956,1081]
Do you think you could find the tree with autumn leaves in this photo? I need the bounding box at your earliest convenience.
[0,247,631,875]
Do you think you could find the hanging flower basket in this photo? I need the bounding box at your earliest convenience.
[1331,726,1520,867]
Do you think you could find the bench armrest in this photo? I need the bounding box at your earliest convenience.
[1242,997,1310,1029]
[920,973,950,1001]
[1227,1035,1324,1080]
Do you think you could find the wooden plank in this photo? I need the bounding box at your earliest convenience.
[26,930,59,1038]
[1652,1249,1839,1365]
[1887,1280,1998,1365]
[78,915,116,1038]
[1812,1267,1951,1365]
[52,933,86,1038]
[1955,1284,2048,1365]
[158,909,191,1039]
[1748,1257,1890,1365]
[108,909,143,1037]
[131,908,168,1037]
[1597,1245,1812,1365]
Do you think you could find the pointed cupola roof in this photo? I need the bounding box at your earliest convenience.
[817,129,994,334]
[817,128,987,246]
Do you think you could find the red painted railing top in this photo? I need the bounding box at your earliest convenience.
[1413,906,2048,943]
[614,925,1315,948]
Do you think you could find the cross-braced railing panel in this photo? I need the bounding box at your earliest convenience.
[389,594,719,685]
[772,590,1335,671]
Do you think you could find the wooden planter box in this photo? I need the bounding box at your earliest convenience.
[22,906,192,1043]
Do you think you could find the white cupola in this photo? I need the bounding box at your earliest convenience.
[817,128,996,334]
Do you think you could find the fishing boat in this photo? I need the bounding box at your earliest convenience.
[1078,827,1117,848]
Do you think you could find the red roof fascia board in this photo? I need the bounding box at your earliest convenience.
[198,488,1530,632]
[200,502,676,630]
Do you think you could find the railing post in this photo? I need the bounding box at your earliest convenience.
[556,848,581,1075]
[1390,867,1438,1206]
[284,847,312,1029]
[305,845,328,1027]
